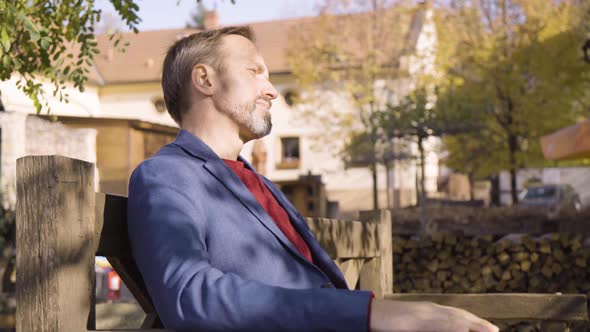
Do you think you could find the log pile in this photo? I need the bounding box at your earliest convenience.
[393,233,590,296]
[393,233,590,331]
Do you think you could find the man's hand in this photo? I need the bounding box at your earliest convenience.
[370,299,500,332]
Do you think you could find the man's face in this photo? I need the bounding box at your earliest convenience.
[212,35,278,141]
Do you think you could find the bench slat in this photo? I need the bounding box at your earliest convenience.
[92,329,174,331]
[96,193,133,258]
[385,293,589,321]
[305,218,380,259]
[95,193,161,327]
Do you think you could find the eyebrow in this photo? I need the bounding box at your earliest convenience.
[252,61,269,78]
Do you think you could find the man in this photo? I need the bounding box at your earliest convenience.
[127,26,498,332]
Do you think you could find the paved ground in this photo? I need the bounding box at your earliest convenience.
[96,302,145,329]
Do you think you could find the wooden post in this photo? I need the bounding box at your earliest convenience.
[358,210,393,298]
[16,155,96,332]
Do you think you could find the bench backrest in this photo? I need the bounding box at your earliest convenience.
[15,155,392,331]
[95,193,163,329]
[15,156,172,331]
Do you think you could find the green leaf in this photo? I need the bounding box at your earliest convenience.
[0,28,10,52]
[2,55,10,68]
[40,37,50,50]
[30,31,40,42]
[12,58,22,70]
[55,57,64,68]
[17,13,39,34]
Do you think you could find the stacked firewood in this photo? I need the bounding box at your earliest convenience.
[393,233,590,331]
[393,233,590,296]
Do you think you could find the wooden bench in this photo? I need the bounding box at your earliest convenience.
[15,155,589,331]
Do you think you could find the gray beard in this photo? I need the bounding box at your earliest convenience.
[226,99,272,139]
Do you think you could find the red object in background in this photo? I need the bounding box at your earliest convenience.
[107,269,121,301]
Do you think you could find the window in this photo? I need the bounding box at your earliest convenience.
[277,137,300,169]
[283,89,299,106]
[151,96,167,114]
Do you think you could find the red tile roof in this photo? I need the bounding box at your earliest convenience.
[91,5,427,85]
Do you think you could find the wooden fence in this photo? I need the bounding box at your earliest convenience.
[15,155,589,331]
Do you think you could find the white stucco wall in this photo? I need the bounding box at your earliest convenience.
[0,78,176,127]
[0,77,101,117]
[0,112,97,209]
[98,84,177,126]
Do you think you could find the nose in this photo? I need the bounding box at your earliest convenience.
[263,80,278,100]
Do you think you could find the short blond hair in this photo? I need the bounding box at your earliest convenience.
[161,26,254,124]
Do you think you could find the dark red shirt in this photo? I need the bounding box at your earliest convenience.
[223,159,314,263]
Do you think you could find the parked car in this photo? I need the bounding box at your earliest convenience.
[519,184,582,214]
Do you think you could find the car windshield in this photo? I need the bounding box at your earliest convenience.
[524,186,557,199]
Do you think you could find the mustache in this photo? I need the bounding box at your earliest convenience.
[255,97,272,109]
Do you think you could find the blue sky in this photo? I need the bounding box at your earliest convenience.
[97,0,321,31]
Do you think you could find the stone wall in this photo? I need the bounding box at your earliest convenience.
[0,112,96,209]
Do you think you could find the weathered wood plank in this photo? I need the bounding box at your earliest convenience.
[95,193,131,258]
[92,330,173,331]
[17,155,96,332]
[305,218,379,259]
[95,193,159,323]
[385,293,589,321]
[359,210,393,298]
[107,257,157,320]
[140,313,160,329]
[337,258,365,289]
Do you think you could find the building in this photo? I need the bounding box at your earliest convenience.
[0,5,440,218]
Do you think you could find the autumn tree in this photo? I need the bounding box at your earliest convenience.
[0,0,141,112]
[434,0,590,204]
[287,0,421,209]
[376,87,480,203]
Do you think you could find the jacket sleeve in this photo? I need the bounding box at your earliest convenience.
[127,160,372,332]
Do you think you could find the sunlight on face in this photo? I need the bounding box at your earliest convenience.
[214,34,277,141]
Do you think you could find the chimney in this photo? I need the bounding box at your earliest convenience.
[203,10,220,30]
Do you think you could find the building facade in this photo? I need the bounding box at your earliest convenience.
[0,4,440,217]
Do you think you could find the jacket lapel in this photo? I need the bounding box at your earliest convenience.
[172,130,311,265]
[203,159,308,260]
[261,177,348,289]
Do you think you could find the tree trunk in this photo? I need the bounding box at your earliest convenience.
[508,133,519,204]
[385,162,392,209]
[372,162,379,210]
[490,175,501,206]
[370,131,379,211]
[418,135,426,206]
[468,172,475,201]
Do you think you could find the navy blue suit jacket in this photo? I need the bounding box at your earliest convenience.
[127,129,372,332]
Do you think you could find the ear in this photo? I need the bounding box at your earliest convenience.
[191,64,216,96]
